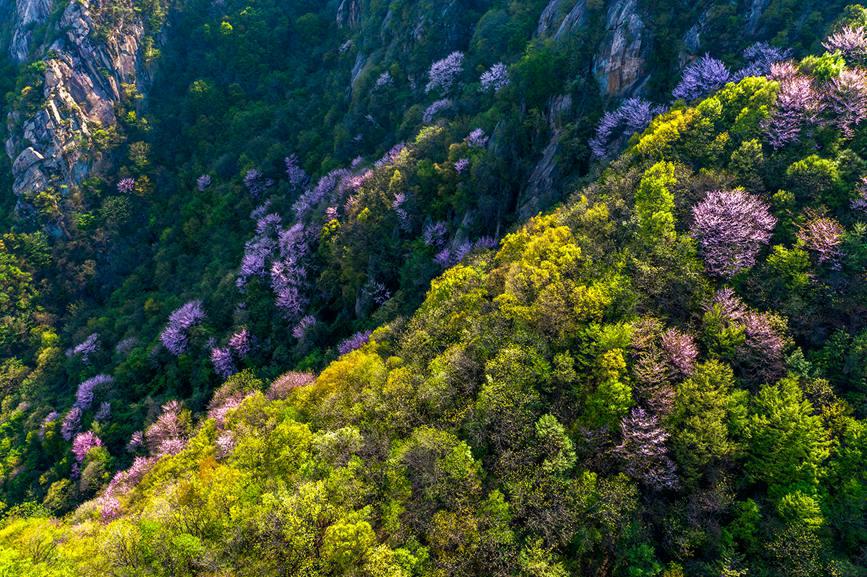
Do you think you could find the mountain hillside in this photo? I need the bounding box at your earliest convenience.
[0,1,864,576]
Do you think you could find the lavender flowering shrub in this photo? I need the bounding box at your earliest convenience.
[211,347,237,379]
[196,174,212,191]
[228,328,251,357]
[734,42,791,80]
[480,63,510,93]
[798,215,845,267]
[423,99,453,123]
[292,315,316,340]
[72,431,103,463]
[425,52,464,93]
[617,407,679,491]
[67,333,99,363]
[465,128,489,148]
[691,190,777,278]
[75,374,113,411]
[590,98,661,158]
[672,55,731,101]
[284,154,309,189]
[826,68,867,137]
[61,408,82,441]
[117,178,136,194]
[338,330,372,355]
[160,300,206,356]
[765,72,823,148]
[824,25,867,63]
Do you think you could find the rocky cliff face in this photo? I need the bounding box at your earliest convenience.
[8,0,51,63]
[4,0,155,228]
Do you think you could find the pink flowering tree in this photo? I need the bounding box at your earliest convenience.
[691,190,777,278]
[824,25,867,64]
[72,431,103,463]
[765,72,823,148]
[826,68,867,137]
[797,215,845,268]
[616,407,679,491]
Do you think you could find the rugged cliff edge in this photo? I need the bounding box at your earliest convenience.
[4,0,158,230]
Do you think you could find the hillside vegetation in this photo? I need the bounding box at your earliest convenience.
[0,6,865,573]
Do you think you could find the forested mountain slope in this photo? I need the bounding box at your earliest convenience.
[0,1,864,576]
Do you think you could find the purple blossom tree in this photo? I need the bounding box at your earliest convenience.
[255,213,282,235]
[211,347,237,379]
[68,333,99,363]
[691,190,777,278]
[374,143,405,169]
[72,431,103,462]
[590,98,661,158]
[75,374,113,411]
[423,222,448,247]
[616,407,679,491]
[196,174,212,191]
[765,74,823,148]
[660,329,698,377]
[39,411,59,439]
[393,192,410,228]
[338,330,372,355]
[454,158,470,173]
[826,68,867,137]
[228,328,251,357]
[285,154,310,190]
[160,300,206,355]
[375,71,393,88]
[673,55,731,101]
[115,337,137,355]
[99,496,121,523]
[244,169,272,198]
[798,215,845,267]
[824,26,867,63]
[216,431,235,459]
[734,42,791,80]
[267,371,315,400]
[465,128,489,148]
[126,431,144,452]
[94,402,112,422]
[117,178,136,194]
[480,62,510,93]
[423,99,453,123]
[237,235,277,288]
[425,51,464,93]
[709,288,749,322]
[474,236,498,251]
[145,400,188,456]
[852,177,867,212]
[292,315,316,340]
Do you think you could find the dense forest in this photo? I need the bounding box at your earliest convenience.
[0,0,863,575]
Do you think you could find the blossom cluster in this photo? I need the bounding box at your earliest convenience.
[691,189,776,278]
[673,54,731,101]
[72,431,103,463]
[590,98,662,158]
[337,330,373,355]
[160,300,206,355]
[480,62,510,93]
[425,52,464,93]
[67,333,99,363]
[75,374,114,411]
